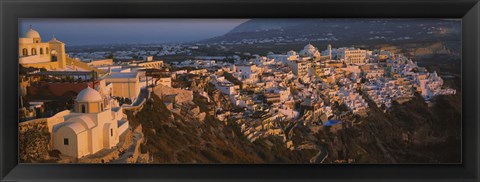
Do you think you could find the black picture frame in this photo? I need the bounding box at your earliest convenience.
[1,0,479,181]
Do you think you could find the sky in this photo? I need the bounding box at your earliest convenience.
[20,19,249,46]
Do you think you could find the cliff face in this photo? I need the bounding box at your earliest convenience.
[315,94,461,163]
[126,93,316,163]
[19,90,460,164]
[125,87,460,164]
[211,89,233,111]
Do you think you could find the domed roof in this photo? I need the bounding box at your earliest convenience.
[25,26,41,38]
[304,43,316,50]
[49,37,64,44]
[76,87,103,102]
[287,50,297,55]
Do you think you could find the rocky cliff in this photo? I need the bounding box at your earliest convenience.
[125,93,317,163]
[126,83,461,163]
[314,93,461,163]
[19,119,51,162]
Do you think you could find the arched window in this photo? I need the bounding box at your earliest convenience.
[40,48,43,55]
[51,49,57,61]
[31,48,36,55]
[46,47,49,54]
[81,105,86,113]
[22,48,28,56]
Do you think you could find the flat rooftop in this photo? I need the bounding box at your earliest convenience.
[30,71,94,76]
[105,72,139,79]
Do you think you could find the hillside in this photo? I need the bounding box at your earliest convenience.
[316,93,461,163]
[125,88,460,163]
[204,19,461,44]
[125,93,317,163]
[19,87,460,163]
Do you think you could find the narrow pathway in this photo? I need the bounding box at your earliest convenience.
[132,88,149,106]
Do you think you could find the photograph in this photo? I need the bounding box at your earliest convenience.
[18,18,461,164]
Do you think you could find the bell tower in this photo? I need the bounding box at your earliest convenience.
[49,35,67,69]
[327,44,332,59]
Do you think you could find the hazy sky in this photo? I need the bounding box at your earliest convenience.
[20,19,249,45]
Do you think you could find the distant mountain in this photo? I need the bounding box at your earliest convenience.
[201,19,461,44]
[227,19,309,33]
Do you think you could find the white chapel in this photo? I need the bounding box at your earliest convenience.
[52,87,129,158]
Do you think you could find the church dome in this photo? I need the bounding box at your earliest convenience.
[25,27,41,38]
[304,43,316,50]
[49,37,64,44]
[76,87,103,102]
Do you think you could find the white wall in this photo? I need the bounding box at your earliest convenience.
[53,127,79,158]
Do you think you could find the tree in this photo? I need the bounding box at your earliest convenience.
[124,98,132,105]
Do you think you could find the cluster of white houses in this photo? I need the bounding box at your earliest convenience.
[19,28,172,159]
[20,27,457,157]
[69,44,191,61]
[172,42,456,144]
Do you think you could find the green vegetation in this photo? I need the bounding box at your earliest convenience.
[115,97,132,105]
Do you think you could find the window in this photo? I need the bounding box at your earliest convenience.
[51,49,57,61]
[46,47,49,54]
[81,105,86,113]
[64,138,69,145]
[22,48,28,56]
[40,48,43,55]
[101,103,104,111]
[110,128,113,137]
[31,48,36,55]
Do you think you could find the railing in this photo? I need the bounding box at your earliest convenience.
[117,119,129,136]
[66,58,106,75]
[122,99,146,112]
